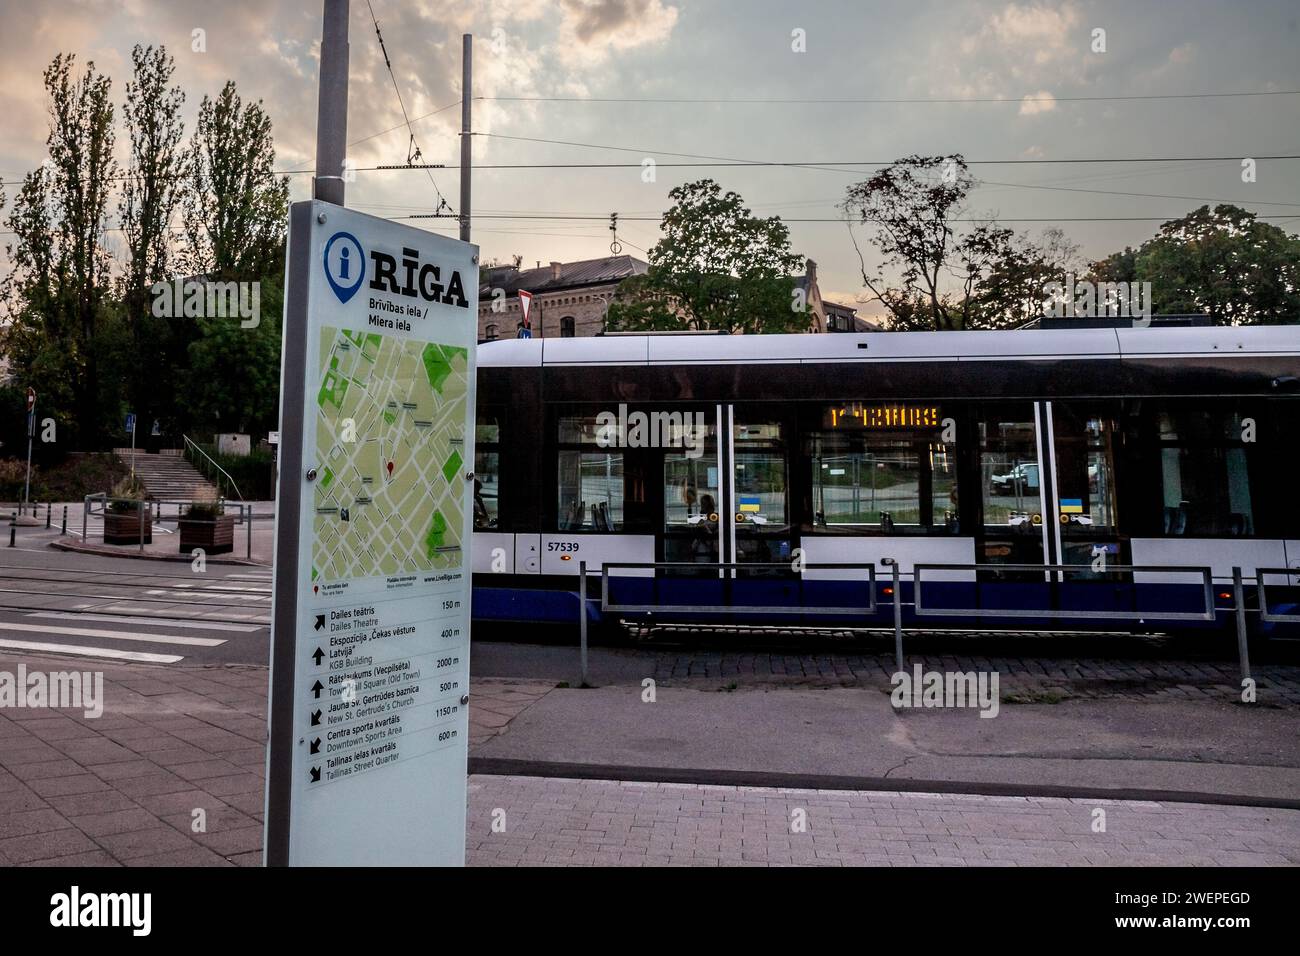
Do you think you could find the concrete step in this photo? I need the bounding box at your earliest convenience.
[113,450,220,502]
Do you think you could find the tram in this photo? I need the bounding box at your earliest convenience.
[469,326,1300,636]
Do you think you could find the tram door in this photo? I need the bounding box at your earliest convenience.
[660,405,794,578]
[977,404,1050,580]
[977,401,1122,584]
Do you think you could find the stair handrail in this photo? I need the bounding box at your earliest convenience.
[182,435,245,501]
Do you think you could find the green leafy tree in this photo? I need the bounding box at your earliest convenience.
[118,44,186,436]
[1,55,116,447]
[177,81,290,436]
[1132,205,1300,324]
[972,228,1082,329]
[607,179,806,334]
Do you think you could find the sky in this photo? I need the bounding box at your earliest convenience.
[1,0,1298,315]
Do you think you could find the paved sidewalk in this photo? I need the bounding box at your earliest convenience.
[0,653,551,866]
[468,775,1300,867]
[2,653,1298,866]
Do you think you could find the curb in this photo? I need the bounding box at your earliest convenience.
[467,757,1300,811]
[47,539,270,567]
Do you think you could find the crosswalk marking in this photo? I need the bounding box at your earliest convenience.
[25,611,262,633]
[0,621,225,648]
[0,638,183,664]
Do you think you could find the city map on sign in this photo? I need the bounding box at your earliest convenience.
[312,325,469,582]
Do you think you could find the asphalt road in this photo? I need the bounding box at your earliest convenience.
[0,533,271,667]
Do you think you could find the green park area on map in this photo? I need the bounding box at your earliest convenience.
[311,326,469,581]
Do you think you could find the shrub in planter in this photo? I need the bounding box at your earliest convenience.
[104,477,152,544]
[178,495,235,555]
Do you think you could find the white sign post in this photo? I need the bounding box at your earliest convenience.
[265,200,479,866]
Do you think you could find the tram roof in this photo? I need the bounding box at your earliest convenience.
[478,325,1300,368]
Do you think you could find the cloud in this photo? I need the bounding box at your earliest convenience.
[1018,90,1056,115]
[557,0,679,57]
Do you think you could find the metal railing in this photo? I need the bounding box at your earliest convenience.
[1255,567,1300,624]
[599,561,878,617]
[913,563,1217,622]
[182,435,245,501]
[81,493,264,559]
[573,557,1267,688]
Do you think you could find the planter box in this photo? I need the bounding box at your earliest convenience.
[103,509,153,545]
[178,514,235,555]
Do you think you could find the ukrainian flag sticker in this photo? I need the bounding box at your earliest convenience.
[1060,498,1084,514]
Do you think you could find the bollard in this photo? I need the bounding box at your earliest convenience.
[247,504,253,560]
[45,502,50,529]
[579,560,589,687]
[1232,566,1252,684]
[61,504,67,536]
[882,557,904,674]
[8,512,15,548]
[138,500,145,554]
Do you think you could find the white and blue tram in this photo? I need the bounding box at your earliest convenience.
[470,326,1300,636]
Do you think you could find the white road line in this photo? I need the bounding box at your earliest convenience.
[25,612,262,632]
[0,639,183,664]
[0,621,225,647]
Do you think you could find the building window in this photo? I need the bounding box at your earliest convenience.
[484,324,498,342]
[560,316,576,338]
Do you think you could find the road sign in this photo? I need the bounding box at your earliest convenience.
[518,288,533,329]
[25,387,35,413]
[265,200,479,866]
[125,413,136,434]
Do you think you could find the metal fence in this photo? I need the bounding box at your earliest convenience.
[572,557,1273,687]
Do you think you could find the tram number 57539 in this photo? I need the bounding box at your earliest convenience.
[547,541,580,553]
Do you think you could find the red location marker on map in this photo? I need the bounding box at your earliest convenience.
[387,461,394,477]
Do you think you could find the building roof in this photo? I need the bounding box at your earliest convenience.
[479,255,648,297]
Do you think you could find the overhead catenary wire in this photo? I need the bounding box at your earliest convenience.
[474,89,1300,106]
[363,0,454,215]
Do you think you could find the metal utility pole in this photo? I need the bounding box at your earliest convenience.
[459,34,472,241]
[314,0,351,205]
[23,388,35,513]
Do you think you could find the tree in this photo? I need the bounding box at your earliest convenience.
[180,81,289,279]
[844,155,1016,331]
[973,228,1082,329]
[1132,205,1300,324]
[0,55,116,447]
[118,44,186,438]
[607,179,806,334]
[177,80,290,435]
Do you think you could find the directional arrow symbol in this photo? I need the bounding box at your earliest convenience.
[312,647,324,665]
[310,709,321,726]
[310,738,321,754]
[309,767,321,783]
[314,614,325,631]
[311,679,324,699]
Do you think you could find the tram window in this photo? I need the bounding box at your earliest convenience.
[558,451,624,531]
[1158,409,1254,536]
[664,455,720,532]
[474,411,501,530]
[1051,407,1118,532]
[734,452,788,526]
[808,432,957,533]
[980,416,1042,529]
